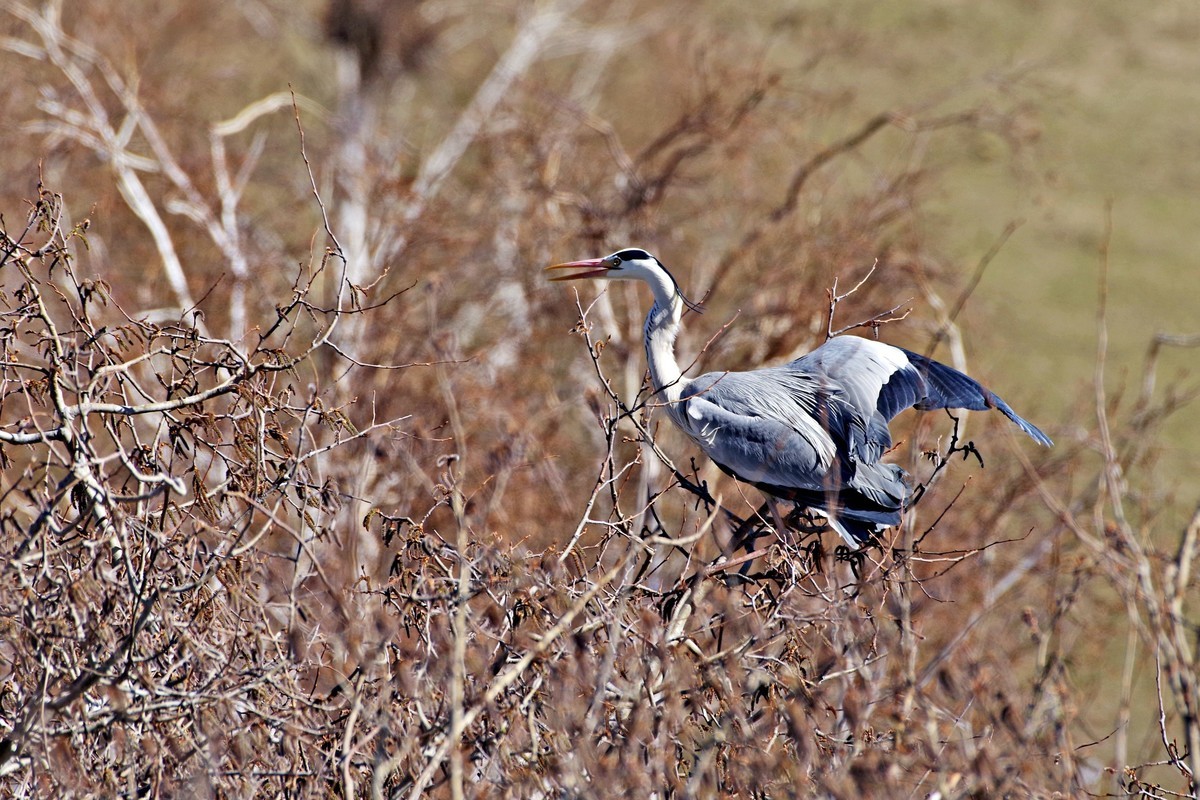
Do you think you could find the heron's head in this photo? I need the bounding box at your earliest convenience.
[546,248,703,312]
[545,248,663,284]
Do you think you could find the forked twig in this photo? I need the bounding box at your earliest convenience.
[826,259,912,340]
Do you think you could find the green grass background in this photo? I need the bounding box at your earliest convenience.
[789,0,1199,486]
[784,1,1200,766]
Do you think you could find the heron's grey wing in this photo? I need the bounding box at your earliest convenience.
[780,338,908,462]
[679,370,867,489]
[679,372,908,543]
[898,348,1053,446]
[790,336,1053,449]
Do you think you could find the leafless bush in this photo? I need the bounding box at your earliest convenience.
[0,2,1197,798]
[0,184,410,794]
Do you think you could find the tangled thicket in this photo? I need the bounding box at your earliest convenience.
[1,1,1197,797]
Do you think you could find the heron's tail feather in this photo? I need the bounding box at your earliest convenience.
[818,510,895,548]
[747,479,903,547]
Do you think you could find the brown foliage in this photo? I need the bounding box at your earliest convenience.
[0,1,1197,798]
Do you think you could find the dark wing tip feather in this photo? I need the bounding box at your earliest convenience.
[901,349,1052,446]
[987,391,1054,446]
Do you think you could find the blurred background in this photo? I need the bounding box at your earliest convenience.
[2,0,1197,793]
[4,0,1196,472]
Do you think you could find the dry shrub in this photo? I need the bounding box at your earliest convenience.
[0,1,1197,798]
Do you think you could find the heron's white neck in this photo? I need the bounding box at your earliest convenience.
[642,276,686,405]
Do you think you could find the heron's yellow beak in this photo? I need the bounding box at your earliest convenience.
[545,257,615,281]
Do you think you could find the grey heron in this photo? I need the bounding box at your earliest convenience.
[548,248,1052,547]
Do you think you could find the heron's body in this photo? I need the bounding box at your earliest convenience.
[549,248,1052,545]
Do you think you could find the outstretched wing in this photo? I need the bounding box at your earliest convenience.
[898,348,1053,445]
[787,336,1053,452]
